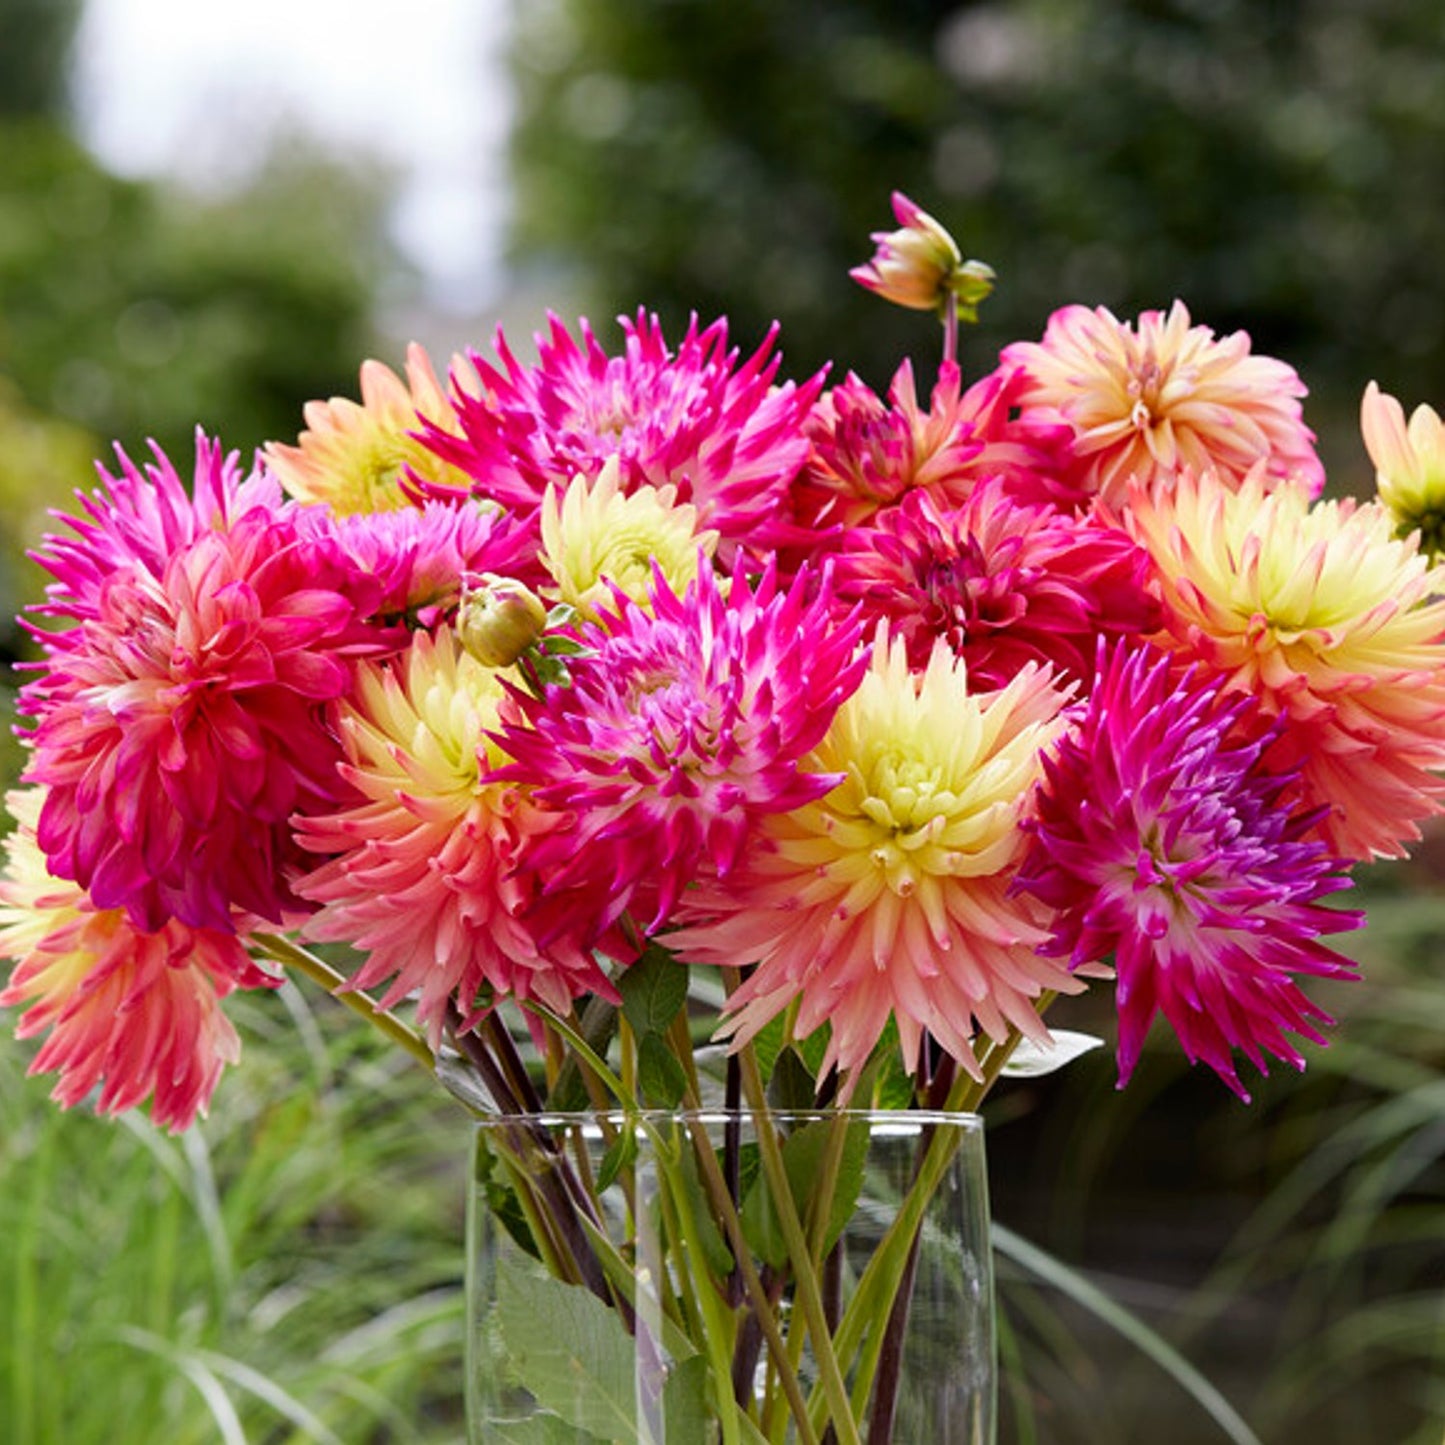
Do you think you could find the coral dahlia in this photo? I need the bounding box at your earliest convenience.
[668,631,1079,1088]
[0,789,273,1131]
[1128,469,1445,859]
[294,627,615,1045]
[1002,301,1324,507]
[1017,645,1361,1098]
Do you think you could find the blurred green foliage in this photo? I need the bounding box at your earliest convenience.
[509,0,1445,471]
[0,0,397,464]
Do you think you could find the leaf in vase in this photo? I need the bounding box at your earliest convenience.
[619,945,690,1037]
[638,1032,689,1107]
[487,1412,607,1443]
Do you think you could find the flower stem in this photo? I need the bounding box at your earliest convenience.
[250,932,434,1070]
[942,291,959,370]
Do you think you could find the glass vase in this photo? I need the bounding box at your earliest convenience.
[466,1109,995,1444]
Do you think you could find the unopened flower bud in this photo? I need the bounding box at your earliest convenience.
[457,575,547,667]
[850,191,994,321]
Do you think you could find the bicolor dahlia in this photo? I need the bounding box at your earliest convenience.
[23,436,377,932]
[668,631,1080,1088]
[540,455,719,619]
[1361,380,1445,555]
[0,789,273,1131]
[294,626,614,1045]
[264,342,476,515]
[830,479,1159,688]
[416,312,822,556]
[1001,302,1324,507]
[489,561,867,938]
[1017,645,1361,1099]
[1129,468,1445,859]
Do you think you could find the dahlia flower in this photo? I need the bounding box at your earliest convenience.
[1361,380,1445,555]
[1002,302,1324,507]
[488,562,867,938]
[831,479,1159,688]
[1128,469,1445,859]
[1018,645,1361,1099]
[416,312,822,556]
[668,631,1080,1088]
[0,789,272,1131]
[23,436,376,932]
[850,191,995,320]
[540,455,719,619]
[264,342,476,515]
[294,626,614,1046]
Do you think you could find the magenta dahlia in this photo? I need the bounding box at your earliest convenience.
[1017,643,1361,1099]
[415,311,822,557]
[488,560,867,938]
[830,479,1160,688]
[23,435,379,933]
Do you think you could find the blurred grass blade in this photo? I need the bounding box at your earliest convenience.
[993,1224,1263,1445]
[110,1326,248,1445]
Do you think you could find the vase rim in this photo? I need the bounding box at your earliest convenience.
[472,1107,985,1134]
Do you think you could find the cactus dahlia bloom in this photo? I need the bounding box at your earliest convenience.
[1018,645,1361,1099]
[540,455,719,619]
[1002,301,1324,508]
[489,562,867,938]
[0,789,273,1132]
[23,437,377,933]
[1360,380,1445,556]
[667,632,1080,1088]
[416,311,822,556]
[264,342,475,515]
[1128,469,1445,860]
[294,627,614,1045]
[831,479,1159,688]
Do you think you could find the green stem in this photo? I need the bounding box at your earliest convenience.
[736,1048,862,1445]
[250,932,434,1071]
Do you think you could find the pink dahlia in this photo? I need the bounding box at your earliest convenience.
[793,360,985,532]
[1001,301,1325,508]
[830,479,1160,688]
[0,789,273,1131]
[489,561,867,937]
[294,626,616,1044]
[23,435,378,932]
[1128,469,1445,859]
[1017,644,1361,1099]
[416,311,823,556]
[668,632,1081,1089]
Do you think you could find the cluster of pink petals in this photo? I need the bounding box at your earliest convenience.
[1000,301,1325,508]
[294,628,614,1046]
[1018,644,1361,1098]
[830,479,1160,688]
[23,435,385,932]
[0,795,274,1131]
[488,561,868,938]
[416,311,823,558]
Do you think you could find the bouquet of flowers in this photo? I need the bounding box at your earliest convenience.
[4,193,1443,1442]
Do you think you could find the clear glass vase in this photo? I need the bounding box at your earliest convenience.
[466,1109,995,1444]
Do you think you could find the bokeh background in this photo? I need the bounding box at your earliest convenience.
[1,1,1442,1441]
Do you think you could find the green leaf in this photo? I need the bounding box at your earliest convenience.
[638,1033,689,1107]
[739,1118,870,1270]
[495,1255,638,1439]
[749,1014,787,1085]
[676,1139,734,1279]
[766,1046,816,1113]
[619,946,689,1038]
[595,1128,638,1194]
[794,1022,832,1080]
[486,1412,606,1443]
[660,1353,710,1445]
[475,1133,541,1260]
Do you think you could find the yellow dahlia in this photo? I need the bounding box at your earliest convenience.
[1128,468,1445,859]
[264,342,475,514]
[668,631,1082,1088]
[539,455,718,618]
[1361,380,1445,556]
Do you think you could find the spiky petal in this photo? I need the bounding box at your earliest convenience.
[23,435,377,932]
[1128,468,1445,859]
[1017,644,1361,1099]
[489,561,867,938]
[293,627,615,1046]
[668,631,1080,1088]
[0,789,272,1131]
[416,311,822,557]
[1002,302,1324,507]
